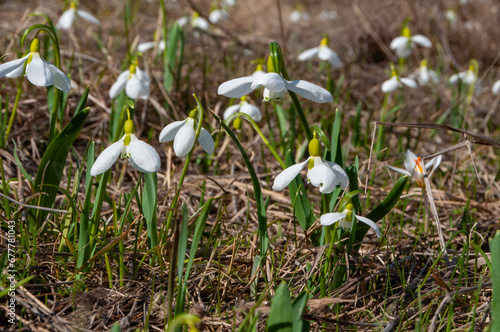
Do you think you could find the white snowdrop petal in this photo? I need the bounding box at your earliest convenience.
[173,122,196,157]
[404,150,419,174]
[109,71,129,98]
[240,102,262,121]
[5,64,25,78]
[320,212,347,226]
[0,55,28,78]
[125,75,142,100]
[26,54,53,87]
[326,161,349,189]
[194,17,209,30]
[159,120,187,142]
[177,17,188,26]
[56,9,76,29]
[493,80,500,95]
[412,35,432,48]
[76,10,100,24]
[91,140,125,176]
[285,79,333,103]
[426,155,443,177]
[386,166,411,177]
[448,73,460,84]
[307,164,336,193]
[318,46,342,68]
[381,77,399,93]
[218,76,255,98]
[223,105,241,120]
[400,77,418,88]
[136,68,151,84]
[44,60,71,93]
[251,73,286,93]
[297,47,319,61]
[390,36,409,50]
[272,159,309,191]
[129,140,161,173]
[251,70,266,80]
[138,41,155,53]
[198,128,215,154]
[355,215,381,238]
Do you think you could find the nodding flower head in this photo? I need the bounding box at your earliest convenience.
[389,27,432,59]
[297,35,342,68]
[381,63,417,92]
[56,1,100,30]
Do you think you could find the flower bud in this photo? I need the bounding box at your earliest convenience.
[233,116,242,131]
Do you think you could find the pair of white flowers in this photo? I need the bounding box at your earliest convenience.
[91,111,215,176]
[272,138,381,238]
[0,38,71,93]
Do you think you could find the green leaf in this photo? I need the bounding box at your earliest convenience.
[164,23,184,92]
[291,291,310,332]
[490,231,500,331]
[285,150,314,231]
[311,124,331,151]
[268,282,293,332]
[143,172,158,251]
[31,107,89,228]
[330,109,343,167]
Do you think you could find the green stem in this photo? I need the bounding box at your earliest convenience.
[4,86,22,147]
[289,91,313,142]
[375,92,390,153]
[225,112,285,168]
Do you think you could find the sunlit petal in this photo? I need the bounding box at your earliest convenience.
[272,158,309,191]
[223,104,241,120]
[400,77,417,88]
[252,73,286,93]
[76,10,100,25]
[493,80,500,95]
[318,46,342,68]
[198,128,215,154]
[239,101,262,121]
[56,9,76,29]
[411,35,432,48]
[109,71,129,98]
[355,215,381,238]
[307,163,336,193]
[173,120,196,157]
[325,161,349,189]
[26,53,53,87]
[284,79,333,103]
[0,55,28,78]
[297,47,319,61]
[320,212,347,226]
[390,36,409,50]
[43,60,71,93]
[91,139,125,176]
[159,120,187,142]
[129,139,161,173]
[386,166,411,177]
[218,76,255,98]
[381,77,400,92]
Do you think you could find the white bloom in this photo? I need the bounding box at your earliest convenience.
[218,72,332,103]
[387,150,442,187]
[159,115,215,157]
[446,10,457,26]
[390,27,432,59]
[91,120,160,176]
[110,64,150,100]
[0,38,71,93]
[178,12,209,30]
[289,10,309,23]
[223,0,235,7]
[319,10,337,20]
[137,40,166,53]
[223,97,262,121]
[492,80,500,95]
[298,36,342,68]
[320,206,381,238]
[381,67,417,92]
[209,9,229,24]
[449,65,477,86]
[56,2,100,30]
[411,60,438,86]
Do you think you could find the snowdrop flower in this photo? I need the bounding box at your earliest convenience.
[219,72,332,103]
[0,38,71,93]
[91,118,160,176]
[411,59,439,86]
[319,10,337,21]
[381,65,417,92]
[209,9,229,24]
[289,8,309,23]
[223,96,262,121]
[223,0,235,7]
[387,150,442,187]
[321,202,381,238]
[298,36,342,68]
[446,9,457,27]
[177,12,209,30]
[56,2,100,30]
[492,80,500,95]
[159,110,215,157]
[110,64,150,100]
[137,40,166,53]
[390,27,432,59]
[449,64,477,86]
[273,138,348,194]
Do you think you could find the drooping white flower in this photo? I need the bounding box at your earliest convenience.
[319,10,337,20]
[390,27,432,59]
[223,0,235,7]
[449,64,477,86]
[387,150,442,187]
[381,65,417,93]
[219,72,332,103]
[209,9,229,24]
[137,40,166,53]
[289,9,309,23]
[320,203,381,238]
[446,9,457,27]
[492,80,500,95]
[298,36,342,68]
[273,138,348,194]
[411,59,439,86]
[159,111,215,157]
[110,64,150,100]
[223,96,262,121]
[177,12,209,30]
[0,38,71,93]
[56,2,100,30]
[91,119,160,176]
